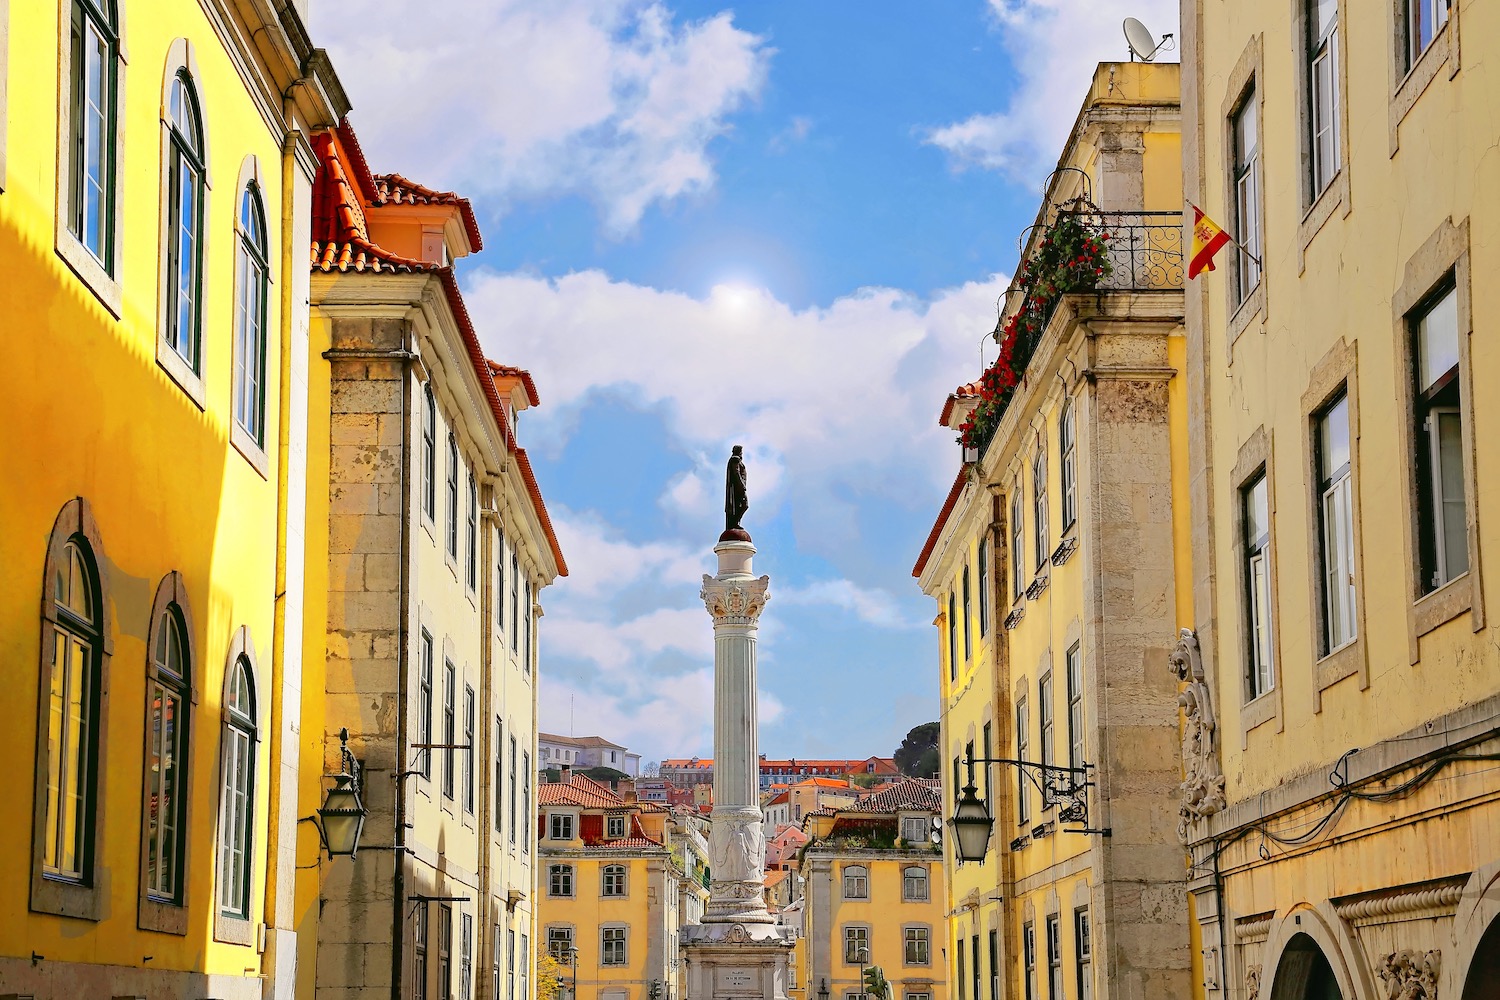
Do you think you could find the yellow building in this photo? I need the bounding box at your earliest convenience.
[1179,1,1500,996]
[915,62,1192,1000]
[0,0,341,995]
[293,119,567,1000]
[797,779,947,1000]
[536,772,709,1000]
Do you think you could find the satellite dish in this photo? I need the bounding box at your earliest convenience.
[1123,17,1164,61]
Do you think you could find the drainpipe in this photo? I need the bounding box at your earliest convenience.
[391,330,418,1000]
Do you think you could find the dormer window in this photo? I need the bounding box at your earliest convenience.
[549,813,575,841]
[607,815,626,839]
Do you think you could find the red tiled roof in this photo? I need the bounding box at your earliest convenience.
[856,779,943,813]
[939,382,982,427]
[487,360,541,407]
[912,468,970,578]
[516,447,568,577]
[538,774,622,809]
[374,173,483,252]
[335,118,381,206]
[794,777,852,789]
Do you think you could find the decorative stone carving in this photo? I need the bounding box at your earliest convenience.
[701,574,771,625]
[1171,628,1226,842]
[1245,965,1261,1000]
[711,811,767,883]
[1377,950,1440,1000]
[726,924,752,944]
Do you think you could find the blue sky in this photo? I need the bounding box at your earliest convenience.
[313,0,1178,767]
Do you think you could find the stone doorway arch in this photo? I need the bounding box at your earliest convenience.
[1269,933,1345,1000]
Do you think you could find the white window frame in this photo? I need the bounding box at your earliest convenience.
[842,865,869,900]
[977,538,991,636]
[1011,487,1025,600]
[549,811,575,841]
[844,925,870,964]
[1231,87,1262,303]
[1406,0,1450,70]
[1038,674,1054,806]
[1066,643,1084,770]
[903,925,931,965]
[1307,0,1341,197]
[902,865,929,902]
[1244,474,1275,699]
[1316,392,1356,652]
[1032,447,1049,571]
[601,925,628,966]
[1059,402,1077,530]
[606,814,626,839]
[602,864,627,898]
[548,864,574,898]
[232,181,270,452]
[1016,698,1030,825]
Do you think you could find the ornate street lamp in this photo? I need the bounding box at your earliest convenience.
[949,775,994,864]
[817,979,830,1000]
[316,728,367,858]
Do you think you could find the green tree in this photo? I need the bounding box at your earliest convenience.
[894,722,941,778]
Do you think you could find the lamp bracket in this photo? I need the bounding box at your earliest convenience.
[962,753,1099,836]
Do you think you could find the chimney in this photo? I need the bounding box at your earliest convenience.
[560,765,572,784]
[619,778,637,803]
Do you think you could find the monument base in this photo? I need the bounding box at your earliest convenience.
[680,922,796,1000]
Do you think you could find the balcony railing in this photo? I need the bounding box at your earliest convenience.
[1065,210,1184,291]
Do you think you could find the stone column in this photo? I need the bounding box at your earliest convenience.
[700,538,773,923]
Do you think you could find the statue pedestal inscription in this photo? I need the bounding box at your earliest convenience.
[681,454,795,1000]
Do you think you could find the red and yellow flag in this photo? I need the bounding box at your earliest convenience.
[1188,205,1232,279]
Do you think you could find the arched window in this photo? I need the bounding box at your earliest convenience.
[67,0,119,268]
[45,540,102,881]
[163,69,205,371]
[1059,401,1077,529]
[219,646,257,926]
[139,571,196,933]
[602,864,627,897]
[1270,933,1344,1000]
[447,433,459,558]
[32,499,112,920]
[1032,444,1049,571]
[233,182,269,445]
[903,866,930,902]
[842,865,869,900]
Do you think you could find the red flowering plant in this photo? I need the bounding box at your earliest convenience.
[958,213,1111,455]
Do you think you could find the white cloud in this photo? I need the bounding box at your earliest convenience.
[924,0,1179,181]
[775,579,924,630]
[311,0,769,234]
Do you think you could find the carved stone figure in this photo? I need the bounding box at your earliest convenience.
[725,445,749,533]
[1378,950,1440,1000]
[1171,628,1226,842]
[711,812,767,883]
[1245,964,1261,1000]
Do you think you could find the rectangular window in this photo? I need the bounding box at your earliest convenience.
[68,0,116,268]
[1022,924,1035,1000]
[493,923,503,1000]
[1039,674,1054,804]
[903,926,929,965]
[447,435,459,559]
[978,539,991,636]
[1065,643,1086,770]
[420,631,434,780]
[415,904,429,1000]
[971,933,981,1000]
[1407,0,1450,69]
[1016,698,1030,824]
[1011,488,1025,599]
[1075,908,1092,1000]
[989,929,1000,1000]
[1060,404,1077,530]
[1244,473,1275,698]
[524,581,533,675]
[520,934,529,1000]
[602,926,627,966]
[551,813,574,840]
[439,904,453,1000]
[1317,392,1356,652]
[956,939,967,1000]
[602,864,627,897]
[424,390,437,520]
[496,529,506,631]
[1412,283,1467,592]
[494,718,504,834]
[902,865,929,900]
[508,737,518,844]
[1231,87,1262,302]
[1033,449,1049,571]
[547,926,574,960]
[948,593,958,682]
[466,471,478,591]
[844,925,869,964]
[962,565,973,660]
[507,929,516,1000]
[510,554,520,653]
[842,866,869,899]
[1307,0,1340,196]
[981,721,993,804]
[1046,916,1063,1000]
[464,686,476,814]
[522,754,531,852]
[461,912,473,1000]
[443,660,457,800]
[607,815,626,839]
[549,864,574,897]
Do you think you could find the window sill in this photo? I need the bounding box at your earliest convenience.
[421,515,437,546]
[1297,172,1346,266]
[231,422,270,480]
[1313,636,1365,711]
[138,895,189,935]
[1414,571,1473,640]
[30,870,103,921]
[55,230,122,319]
[156,340,207,411]
[1227,284,1266,351]
[1390,25,1452,156]
[1240,688,1278,735]
[214,911,256,946]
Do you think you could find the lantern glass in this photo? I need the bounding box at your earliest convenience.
[319,778,366,856]
[949,782,994,863]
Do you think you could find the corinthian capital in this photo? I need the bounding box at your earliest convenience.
[701,574,771,624]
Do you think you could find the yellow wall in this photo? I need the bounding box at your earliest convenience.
[538,854,662,1000]
[0,0,295,987]
[814,856,947,1000]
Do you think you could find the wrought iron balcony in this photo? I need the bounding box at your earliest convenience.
[1066,210,1184,291]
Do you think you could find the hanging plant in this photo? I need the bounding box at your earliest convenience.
[958,213,1111,454]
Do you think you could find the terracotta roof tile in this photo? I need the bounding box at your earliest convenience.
[939,382,982,427]
[913,469,970,578]
[374,172,483,252]
[855,779,943,813]
[487,360,542,408]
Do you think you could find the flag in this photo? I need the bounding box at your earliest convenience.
[1188,205,1232,279]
